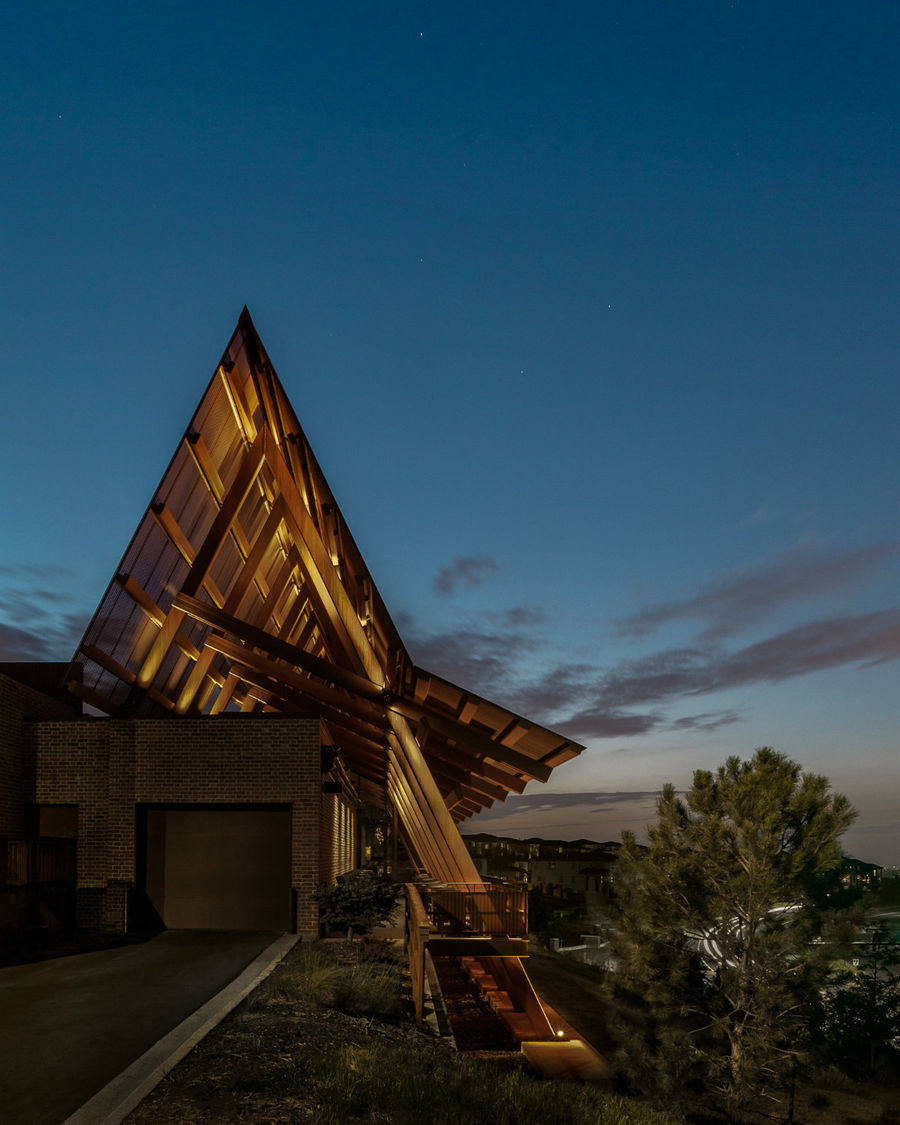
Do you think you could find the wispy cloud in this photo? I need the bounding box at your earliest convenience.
[557,708,661,739]
[499,606,547,628]
[615,542,899,641]
[559,607,900,737]
[0,622,55,662]
[746,501,779,525]
[466,790,662,813]
[0,615,87,662]
[460,790,663,838]
[670,710,741,733]
[0,565,89,662]
[504,663,596,716]
[0,564,70,580]
[554,707,742,742]
[408,623,537,698]
[408,604,900,742]
[434,556,499,596]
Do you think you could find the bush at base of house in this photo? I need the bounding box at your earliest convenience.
[313,868,399,936]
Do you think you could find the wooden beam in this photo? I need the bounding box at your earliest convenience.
[80,644,136,686]
[174,645,218,714]
[172,593,384,703]
[251,361,284,449]
[209,670,241,714]
[218,363,257,444]
[498,719,532,747]
[387,697,552,783]
[387,755,445,879]
[457,699,479,724]
[263,429,380,682]
[386,718,481,884]
[184,426,267,599]
[418,722,528,794]
[220,495,286,616]
[203,633,386,726]
[251,546,301,630]
[437,781,494,813]
[421,754,508,804]
[185,430,225,503]
[64,678,116,715]
[136,427,267,690]
[115,573,165,627]
[150,502,196,566]
[541,743,582,767]
[210,647,388,745]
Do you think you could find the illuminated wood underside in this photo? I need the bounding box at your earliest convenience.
[64,309,583,883]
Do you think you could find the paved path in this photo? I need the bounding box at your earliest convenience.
[0,931,280,1125]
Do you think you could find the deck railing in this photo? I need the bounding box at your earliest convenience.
[405,883,432,1028]
[418,879,528,939]
[404,878,528,1027]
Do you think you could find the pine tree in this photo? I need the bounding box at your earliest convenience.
[608,748,855,1120]
[813,915,900,1079]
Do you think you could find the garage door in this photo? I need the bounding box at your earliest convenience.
[144,808,291,930]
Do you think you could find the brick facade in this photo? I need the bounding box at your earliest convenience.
[30,713,358,935]
[0,667,77,839]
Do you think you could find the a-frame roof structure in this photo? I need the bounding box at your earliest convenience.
[64,310,583,883]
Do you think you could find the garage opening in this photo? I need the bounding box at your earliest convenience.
[137,805,292,931]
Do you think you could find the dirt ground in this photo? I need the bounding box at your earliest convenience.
[126,940,439,1123]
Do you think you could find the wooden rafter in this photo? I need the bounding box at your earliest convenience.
[172,594,383,703]
[136,426,268,690]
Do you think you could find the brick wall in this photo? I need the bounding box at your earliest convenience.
[0,667,76,839]
[33,714,325,934]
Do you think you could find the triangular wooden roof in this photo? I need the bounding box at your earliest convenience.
[64,309,582,882]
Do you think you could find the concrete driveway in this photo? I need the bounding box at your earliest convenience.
[0,930,280,1125]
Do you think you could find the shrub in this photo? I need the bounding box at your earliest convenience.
[332,962,405,1019]
[272,946,405,1019]
[313,868,398,936]
[272,947,342,1006]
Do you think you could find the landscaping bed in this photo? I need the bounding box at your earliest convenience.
[124,939,679,1125]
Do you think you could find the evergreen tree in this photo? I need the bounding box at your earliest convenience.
[608,748,855,1120]
[813,916,900,1079]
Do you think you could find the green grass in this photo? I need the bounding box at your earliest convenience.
[310,1041,680,1125]
[271,947,343,1006]
[333,961,405,1018]
[271,945,405,1019]
[263,945,679,1123]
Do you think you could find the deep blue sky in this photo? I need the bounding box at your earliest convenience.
[2,2,898,862]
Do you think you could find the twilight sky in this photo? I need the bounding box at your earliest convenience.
[2,3,898,863]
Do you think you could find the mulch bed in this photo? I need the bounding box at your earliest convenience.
[125,940,458,1123]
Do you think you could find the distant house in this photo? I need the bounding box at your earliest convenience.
[523,847,620,896]
[839,856,883,889]
[463,833,621,896]
[1,311,582,942]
